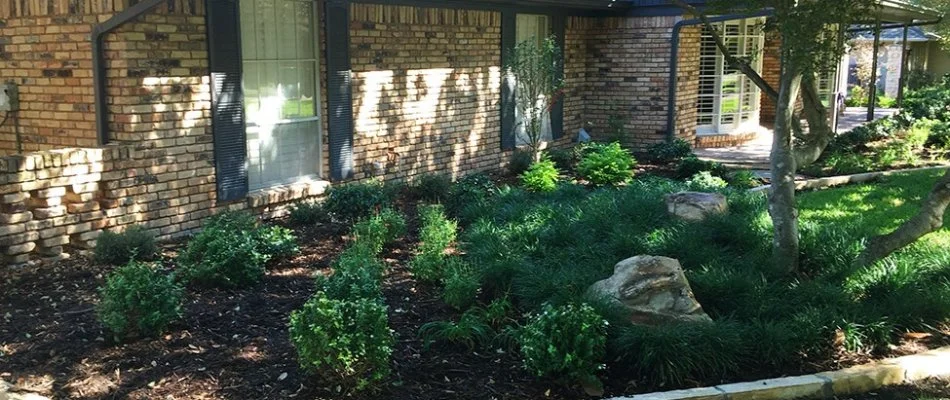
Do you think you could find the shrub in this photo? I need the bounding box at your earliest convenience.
[520,303,608,390]
[509,150,534,176]
[418,204,457,252]
[410,251,446,283]
[846,85,868,107]
[289,295,393,392]
[97,261,183,339]
[520,158,559,192]
[419,308,494,350]
[676,156,727,179]
[728,170,762,189]
[352,208,407,254]
[445,173,497,218]
[288,201,330,226]
[254,225,299,260]
[924,120,950,152]
[576,142,636,186]
[442,257,481,310]
[906,70,934,90]
[323,180,392,224]
[645,139,694,164]
[94,225,159,265]
[547,148,576,171]
[686,171,728,192]
[178,230,269,288]
[877,95,897,108]
[411,173,453,202]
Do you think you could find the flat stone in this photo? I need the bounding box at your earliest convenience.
[715,375,828,400]
[885,347,950,382]
[617,387,725,400]
[4,242,36,255]
[665,191,728,222]
[0,212,33,224]
[816,363,905,396]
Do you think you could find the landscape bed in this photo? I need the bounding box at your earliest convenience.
[2,167,949,400]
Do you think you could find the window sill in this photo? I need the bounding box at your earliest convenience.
[247,179,331,208]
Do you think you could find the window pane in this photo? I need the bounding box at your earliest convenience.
[279,62,300,118]
[299,61,316,117]
[244,63,261,121]
[257,0,278,60]
[240,0,257,59]
[277,0,297,59]
[296,0,315,59]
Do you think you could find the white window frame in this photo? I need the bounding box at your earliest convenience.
[696,18,765,136]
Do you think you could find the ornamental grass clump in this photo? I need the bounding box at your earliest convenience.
[97,261,183,340]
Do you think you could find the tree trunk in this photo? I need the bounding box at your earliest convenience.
[770,69,804,275]
[858,169,950,266]
[793,73,836,168]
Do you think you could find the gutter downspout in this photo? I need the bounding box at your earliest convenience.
[666,10,773,141]
[92,0,167,146]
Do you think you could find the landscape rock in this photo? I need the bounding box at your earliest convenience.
[589,255,711,325]
[665,191,728,222]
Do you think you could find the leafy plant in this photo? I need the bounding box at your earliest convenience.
[686,171,728,192]
[316,246,384,301]
[289,295,393,392]
[445,173,497,218]
[676,156,727,179]
[727,170,762,189]
[419,308,494,350]
[97,261,183,339]
[94,225,159,266]
[520,158,560,192]
[411,173,453,202]
[178,230,269,288]
[509,150,535,176]
[323,180,393,224]
[288,201,330,226]
[576,142,636,186]
[351,208,407,254]
[254,225,299,260]
[520,303,607,391]
[411,204,458,281]
[547,148,576,171]
[442,257,481,310]
[645,139,694,164]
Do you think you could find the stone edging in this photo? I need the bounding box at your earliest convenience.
[749,165,950,194]
[606,346,950,400]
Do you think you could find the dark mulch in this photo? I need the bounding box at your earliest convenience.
[0,212,581,400]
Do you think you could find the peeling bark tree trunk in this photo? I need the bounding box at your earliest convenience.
[770,67,803,275]
[858,169,950,266]
[793,73,836,168]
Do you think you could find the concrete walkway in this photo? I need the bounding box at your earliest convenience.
[694,108,898,170]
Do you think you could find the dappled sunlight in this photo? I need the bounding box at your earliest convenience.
[355,70,395,136]
[406,68,452,125]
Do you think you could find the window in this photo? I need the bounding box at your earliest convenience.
[514,14,552,146]
[240,0,322,191]
[696,18,765,135]
[816,68,838,107]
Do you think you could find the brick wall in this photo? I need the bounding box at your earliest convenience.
[760,36,781,127]
[348,4,507,182]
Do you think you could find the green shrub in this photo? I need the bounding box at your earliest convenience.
[97,261,183,339]
[924,120,950,152]
[410,251,446,283]
[520,158,559,192]
[254,225,299,260]
[645,139,694,164]
[323,181,392,224]
[288,201,330,226]
[686,171,728,192]
[906,70,934,90]
[676,156,727,179]
[509,150,534,176]
[903,83,950,122]
[547,148,576,171]
[442,257,481,310]
[179,231,269,287]
[411,173,453,202]
[204,210,258,232]
[520,303,607,389]
[418,204,457,252]
[728,170,762,189]
[877,95,897,108]
[94,225,159,265]
[316,244,385,301]
[576,142,636,186]
[907,119,937,151]
[351,208,407,254]
[846,86,869,107]
[419,308,494,350]
[445,173,497,218]
[289,295,393,392]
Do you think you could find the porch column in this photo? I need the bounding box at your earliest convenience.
[897,24,910,108]
[868,20,881,122]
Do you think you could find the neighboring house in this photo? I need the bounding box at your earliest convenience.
[0,0,938,266]
[846,26,948,98]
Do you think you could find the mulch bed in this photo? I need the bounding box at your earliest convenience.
[0,210,583,400]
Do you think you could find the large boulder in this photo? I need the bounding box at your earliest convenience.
[665,191,727,222]
[588,255,711,325]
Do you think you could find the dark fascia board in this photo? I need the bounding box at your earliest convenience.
[349,0,630,15]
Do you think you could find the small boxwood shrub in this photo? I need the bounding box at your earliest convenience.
[576,142,636,186]
[94,225,159,265]
[323,180,392,224]
[410,205,457,282]
[686,171,728,192]
[675,156,728,179]
[254,225,299,260]
[520,158,559,192]
[351,208,407,254]
[288,201,330,226]
[316,261,383,301]
[289,295,394,392]
[179,231,269,288]
[442,257,481,310]
[97,261,183,339]
[411,173,453,202]
[520,303,608,390]
[644,138,693,164]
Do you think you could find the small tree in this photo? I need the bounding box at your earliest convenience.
[507,35,564,162]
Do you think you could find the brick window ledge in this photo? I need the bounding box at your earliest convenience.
[246,180,331,208]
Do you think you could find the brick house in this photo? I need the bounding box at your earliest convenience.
[0,0,938,266]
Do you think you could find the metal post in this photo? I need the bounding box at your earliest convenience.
[832,24,846,133]
[868,20,881,122]
[897,24,910,108]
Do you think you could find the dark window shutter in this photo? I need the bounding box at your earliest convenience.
[326,0,354,181]
[500,11,517,151]
[206,0,248,202]
[551,14,566,140]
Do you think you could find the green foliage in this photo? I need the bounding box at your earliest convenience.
[507,35,564,158]
[606,113,628,143]
[686,171,729,192]
[520,303,607,389]
[351,208,407,254]
[288,295,393,392]
[576,142,636,186]
[509,150,534,176]
[520,158,560,192]
[442,257,481,310]
[846,85,869,107]
[410,205,458,282]
[644,139,694,164]
[905,70,934,91]
[323,180,393,224]
[547,148,577,171]
[877,95,897,108]
[676,156,728,179]
[254,225,299,260]
[288,201,330,226]
[97,261,183,339]
[445,173,497,218]
[903,80,950,122]
[419,308,495,350]
[316,246,384,301]
[727,170,762,189]
[93,225,159,265]
[411,173,453,202]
